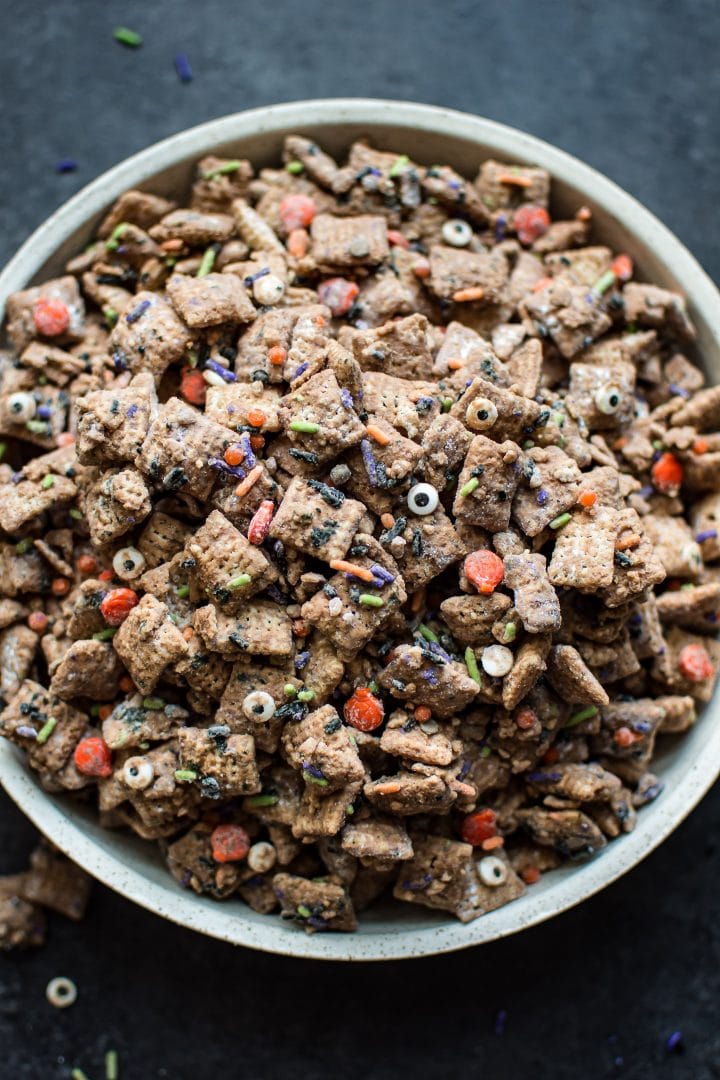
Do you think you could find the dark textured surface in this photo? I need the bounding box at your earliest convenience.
[1,1,719,1076]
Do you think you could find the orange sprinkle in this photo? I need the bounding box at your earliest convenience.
[447,358,464,370]
[76,553,97,575]
[412,257,431,279]
[387,229,410,250]
[161,238,184,252]
[292,618,310,638]
[380,513,395,529]
[521,866,541,885]
[481,835,505,851]
[414,705,432,722]
[249,434,265,451]
[315,314,325,327]
[98,704,113,721]
[98,569,115,582]
[234,465,263,498]
[498,172,532,187]
[578,490,597,509]
[614,726,637,748]
[374,782,401,796]
[119,675,135,693]
[329,559,375,583]
[224,445,245,467]
[531,275,554,292]
[366,423,392,446]
[576,206,592,222]
[268,345,286,366]
[287,228,309,258]
[616,532,641,552]
[246,408,267,428]
[410,587,426,614]
[182,626,194,641]
[452,286,485,303]
[613,436,628,450]
[693,437,710,455]
[57,432,76,447]
[51,577,70,596]
[28,611,49,633]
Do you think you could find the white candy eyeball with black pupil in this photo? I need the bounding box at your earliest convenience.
[112,546,146,580]
[253,274,285,306]
[7,392,36,422]
[242,690,276,722]
[595,383,623,415]
[122,756,155,790]
[46,977,77,1009]
[407,483,439,516]
[442,219,473,247]
[478,855,509,887]
[466,396,498,431]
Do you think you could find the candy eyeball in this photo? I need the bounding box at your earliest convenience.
[7,392,36,423]
[595,383,623,415]
[442,219,473,247]
[481,644,514,677]
[242,690,276,722]
[478,855,509,887]
[407,482,439,516]
[46,977,77,1009]
[253,274,285,306]
[112,546,146,580]
[122,756,155,790]
[466,396,498,431]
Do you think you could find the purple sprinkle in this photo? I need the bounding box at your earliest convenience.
[295,651,310,670]
[126,403,139,419]
[705,612,718,623]
[631,720,652,734]
[494,1010,508,1036]
[244,267,270,287]
[527,770,562,782]
[180,870,192,888]
[307,915,328,930]
[401,872,433,891]
[340,387,354,409]
[494,214,507,244]
[629,613,643,626]
[207,457,246,479]
[55,159,77,173]
[643,781,664,802]
[11,471,24,485]
[368,167,382,178]
[126,299,151,325]
[292,361,309,380]
[267,584,290,605]
[665,1031,683,1054]
[639,484,654,498]
[426,640,451,663]
[456,760,471,781]
[370,563,395,585]
[36,405,53,420]
[302,761,325,780]
[415,395,434,409]
[360,439,377,486]
[536,488,549,506]
[227,404,237,414]
[421,669,439,686]
[174,52,193,83]
[112,350,128,371]
[205,358,237,382]
[447,179,462,191]
[16,725,38,739]
[695,529,718,543]
[667,383,690,399]
[240,433,255,469]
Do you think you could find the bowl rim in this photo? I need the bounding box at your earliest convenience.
[2,97,720,962]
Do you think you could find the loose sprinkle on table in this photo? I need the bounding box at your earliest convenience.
[113,26,143,47]
[174,52,193,82]
[55,159,77,173]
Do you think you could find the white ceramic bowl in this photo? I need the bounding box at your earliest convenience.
[2,99,719,961]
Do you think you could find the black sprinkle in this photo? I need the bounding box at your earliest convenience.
[308,480,345,508]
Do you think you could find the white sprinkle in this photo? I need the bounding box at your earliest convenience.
[328,596,343,616]
[247,841,277,874]
[203,369,227,387]
[253,274,285,306]
[481,644,514,678]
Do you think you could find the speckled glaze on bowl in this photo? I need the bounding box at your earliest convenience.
[1,100,719,961]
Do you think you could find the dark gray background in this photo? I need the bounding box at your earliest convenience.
[2,1,719,1077]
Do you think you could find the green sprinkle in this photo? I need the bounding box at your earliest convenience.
[286,160,304,175]
[418,623,439,643]
[69,508,83,520]
[549,512,572,530]
[71,1070,90,1080]
[105,223,129,252]
[441,398,454,413]
[502,621,517,643]
[0,443,6,461]
[15,538,33,555]
[246,793,279,807]
[174,769,198,782]
[283,683,297,698]
[105,1049,119,1080]
[367,680,380,694]
[227,573,252,589]
[196,247,217,278]
[92,628,116,641]
[680,583,696,591]
[289,420,320,434]
[522,440,535,450]
[358,594,384,608]
[164,256,178,269]
[90,703,102,718]
[36,716,57,745]
[186,348,199,369]
[175,585,190,598]
[142,697,165,710]
[305,774,329,787]
[557,435,566,449]
[389,154,409,178]
[38,375,48,385]
[103,306,119,327]
[592,269,616,295]
[202,160,244,179]
[40,474,54,490]
[564,705,599,729]
[459,476,480,498]
[464,646,482,686]
[652,439,663,451]
[296,904,312,918]
[346,804,355,815]
[113,26,143,47]
[480,745,492,758]
[297,689,316,702]
[26,419,49,434]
